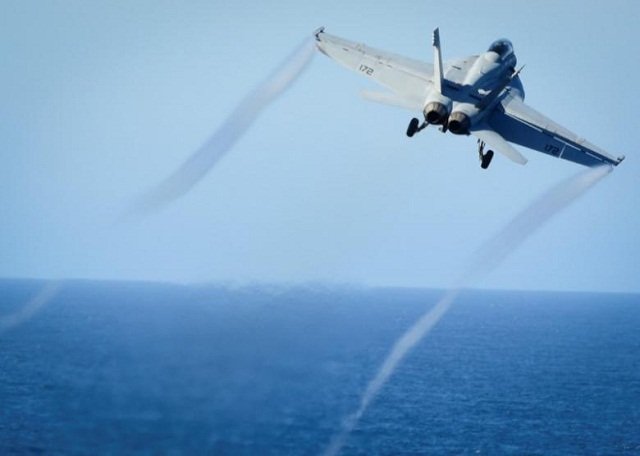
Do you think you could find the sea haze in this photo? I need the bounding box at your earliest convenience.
[1,280,639,455]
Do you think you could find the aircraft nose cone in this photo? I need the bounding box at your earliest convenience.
[448,111,470,135]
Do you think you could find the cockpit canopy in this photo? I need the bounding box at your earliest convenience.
[488,39,514,59]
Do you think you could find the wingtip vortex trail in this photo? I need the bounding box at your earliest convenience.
[125,36,317,218]
[322,164,612,456]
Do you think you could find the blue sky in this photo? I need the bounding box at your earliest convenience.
[1,0,638,292]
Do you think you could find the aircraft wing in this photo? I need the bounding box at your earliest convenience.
[315,28,433,109]
[489,93,624,167]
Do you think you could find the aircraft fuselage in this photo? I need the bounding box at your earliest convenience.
[439,40,521,135]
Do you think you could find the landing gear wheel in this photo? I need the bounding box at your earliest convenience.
[406,118,420,137]
[481,150,494,169]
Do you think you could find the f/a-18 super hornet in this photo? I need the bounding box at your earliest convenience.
[315,27,624,169]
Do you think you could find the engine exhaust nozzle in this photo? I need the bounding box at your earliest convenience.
[448,111,470,135]
[424,102,449,125]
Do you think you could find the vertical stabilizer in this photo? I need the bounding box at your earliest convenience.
[433,27,444,94]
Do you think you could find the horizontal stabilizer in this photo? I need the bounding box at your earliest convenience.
[360,90,423,110]
[473,127,528,165]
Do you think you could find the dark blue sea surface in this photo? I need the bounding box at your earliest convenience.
[1,280,639,455]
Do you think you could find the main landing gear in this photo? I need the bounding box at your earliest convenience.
[407,115,449,137]
[406,117,427,137]
[478,140,494,169]
[406,117,493,169]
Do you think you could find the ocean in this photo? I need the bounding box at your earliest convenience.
[1,280,638,455]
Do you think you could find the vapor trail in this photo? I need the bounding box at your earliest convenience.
[127,35,317,216]
[461,165,613,285]
[323,165,612,456]
[0,281,62,335]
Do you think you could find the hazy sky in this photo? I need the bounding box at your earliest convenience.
[1,0,638,292]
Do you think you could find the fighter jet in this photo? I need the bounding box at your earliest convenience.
[315,27,624,169]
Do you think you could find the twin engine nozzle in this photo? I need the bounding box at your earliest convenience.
[423,97,470,134]
[424,101,449,125]
[447,111,470,134]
